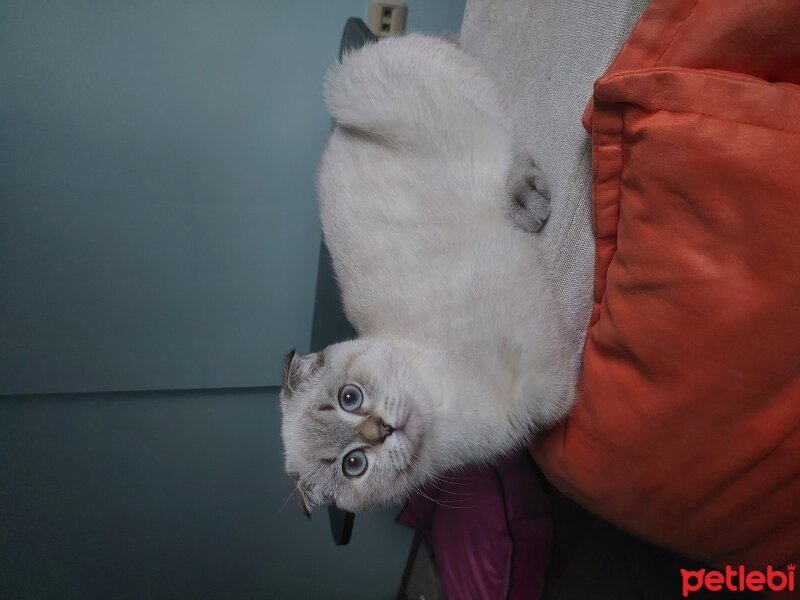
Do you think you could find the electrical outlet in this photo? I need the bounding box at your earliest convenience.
[366,2,407,37]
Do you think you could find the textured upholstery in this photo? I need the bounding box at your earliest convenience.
[460,0,647,350]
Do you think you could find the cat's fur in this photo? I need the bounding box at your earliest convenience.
[281,34,576,514]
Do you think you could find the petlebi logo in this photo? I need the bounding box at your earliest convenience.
[681,563,796,596]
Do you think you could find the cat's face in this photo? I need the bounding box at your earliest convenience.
[279,339,432,514]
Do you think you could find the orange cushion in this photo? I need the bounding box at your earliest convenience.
[532,0,800,568]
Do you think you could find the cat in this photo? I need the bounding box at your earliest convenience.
[280,34,576,516]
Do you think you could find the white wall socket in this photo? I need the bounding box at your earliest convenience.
[366,2,407,37]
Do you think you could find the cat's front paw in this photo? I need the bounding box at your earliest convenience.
[508,160,551,234]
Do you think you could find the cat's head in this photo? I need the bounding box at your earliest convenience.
[279,338,433,515]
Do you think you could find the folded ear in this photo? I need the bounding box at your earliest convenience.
[288,471,312,518]
[282,350,323,396]
[282,349,297,392]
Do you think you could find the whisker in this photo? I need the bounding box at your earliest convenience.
[407,452,477,502]
[415,473,474,498]
[408,480,474,509]
[276,488,298,513]
[409,450,471,487]
[407,459,474,498]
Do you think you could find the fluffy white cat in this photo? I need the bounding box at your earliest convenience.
[281,34,576,515]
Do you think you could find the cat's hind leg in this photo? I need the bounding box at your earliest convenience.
[507,157,551,233]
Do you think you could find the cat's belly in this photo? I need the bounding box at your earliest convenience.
[348,226,552,344]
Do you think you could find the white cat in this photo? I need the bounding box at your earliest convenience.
[281,34,576,515]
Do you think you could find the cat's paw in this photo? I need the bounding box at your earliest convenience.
[507,160,551,234]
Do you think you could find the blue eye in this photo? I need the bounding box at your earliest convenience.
[343,449,368,477]
[338,384,363,412]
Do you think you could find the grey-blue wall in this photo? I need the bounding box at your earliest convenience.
[0,0,466,395]
[0,390,414,600]
[0,1,466,598]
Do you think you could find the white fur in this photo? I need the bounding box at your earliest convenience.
[281,35,576,513]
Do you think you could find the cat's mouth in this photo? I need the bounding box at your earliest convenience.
[392,410,421,448]
[389,415,408,433]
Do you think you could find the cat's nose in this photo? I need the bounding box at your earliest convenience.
[359,416,394,444]
[378,418,394,440]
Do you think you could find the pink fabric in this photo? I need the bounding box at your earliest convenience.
[397,453,552,600]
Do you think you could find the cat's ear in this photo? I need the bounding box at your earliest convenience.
[289,471,312,518]
[282,349,297,394]
[282,349,323,396]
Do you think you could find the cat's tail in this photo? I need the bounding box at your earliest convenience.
[324,33,511,148]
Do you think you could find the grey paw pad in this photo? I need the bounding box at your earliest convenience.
[508,162,551,233]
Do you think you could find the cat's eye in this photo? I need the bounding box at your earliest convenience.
[342,449,368,477]
[338,384,363,412]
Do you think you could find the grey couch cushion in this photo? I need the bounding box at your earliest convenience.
[460,0,647,351]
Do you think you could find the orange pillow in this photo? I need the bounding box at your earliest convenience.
[532,0,800,569]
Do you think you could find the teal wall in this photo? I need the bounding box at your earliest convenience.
[0,1,466,598]
[0,0,466,395]
[0,390,414,599]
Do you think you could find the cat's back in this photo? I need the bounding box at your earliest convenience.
[317,34,525,336]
